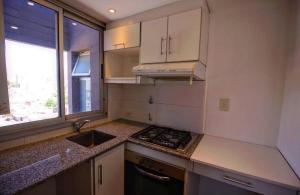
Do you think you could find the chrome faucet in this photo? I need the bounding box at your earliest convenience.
[73,119,91,132]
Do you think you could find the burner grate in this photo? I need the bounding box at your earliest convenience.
[132,126,192,150]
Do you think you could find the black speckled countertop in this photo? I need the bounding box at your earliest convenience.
[0,120,201,195]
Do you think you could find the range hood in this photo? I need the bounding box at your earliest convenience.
[132,62,206,82]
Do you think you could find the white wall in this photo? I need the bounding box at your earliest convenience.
[277,0,300,178]
[204,0,290,146]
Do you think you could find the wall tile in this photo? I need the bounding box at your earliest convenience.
[108,84,123,120]
[123,85,156,102]
[156,81,205,107]
[108,84,123,101]
[122,100,156,124]
[156,104,204,133]
[108,99,122,120]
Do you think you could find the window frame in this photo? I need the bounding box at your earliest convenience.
[0,0,106,142]
[0,0,10,115]
[62,13,105,118]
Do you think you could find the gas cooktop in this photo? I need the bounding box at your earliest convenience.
[131,125,195,151]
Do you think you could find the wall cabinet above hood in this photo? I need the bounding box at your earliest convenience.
[140,7,209,65]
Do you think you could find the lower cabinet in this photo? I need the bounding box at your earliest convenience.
[187,163,298,195]
[94,144,124,195]
[56,161,92,195]
[19,178,56,195]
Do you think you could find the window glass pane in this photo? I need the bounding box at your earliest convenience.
[72,51,90,76]
[0,0,59,127]
[63,17,101,115]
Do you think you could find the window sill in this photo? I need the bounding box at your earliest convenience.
[0,113,107,142]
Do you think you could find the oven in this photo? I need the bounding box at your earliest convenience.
[125,150,185,195]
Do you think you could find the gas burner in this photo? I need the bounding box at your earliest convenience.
[132,125,193,150]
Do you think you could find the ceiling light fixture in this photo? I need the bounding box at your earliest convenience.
[10,26,19,30]
[72,22,77,26]
[108,9,116,14]
[27,1,35,6]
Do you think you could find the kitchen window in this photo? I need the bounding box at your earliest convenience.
[63,16,102,116]
[0,0,105,140]
[0,0,59,127]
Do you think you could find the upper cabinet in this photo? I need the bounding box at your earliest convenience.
[140,17,168,63]
[104,23,140,51]
[140,7,209,64]
[167,9,201,62]
[104,22,154,84]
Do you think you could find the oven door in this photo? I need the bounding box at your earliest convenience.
[125,161,184,195]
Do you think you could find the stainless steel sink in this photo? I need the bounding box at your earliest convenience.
[67,130,116,148]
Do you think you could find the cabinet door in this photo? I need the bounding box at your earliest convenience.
[167,9,201,62]
[104,23,140,51]
[95,144,124,195]
[140,17,168,64]
[0,1,9,115]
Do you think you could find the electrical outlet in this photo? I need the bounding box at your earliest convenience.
[219,98,230,112]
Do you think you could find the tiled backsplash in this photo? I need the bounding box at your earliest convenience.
[108,81,206,133]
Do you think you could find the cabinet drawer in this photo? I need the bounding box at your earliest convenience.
[104,23,140,51]
[193,163,297,195]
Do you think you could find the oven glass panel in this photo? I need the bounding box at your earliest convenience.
[125,161,184,195]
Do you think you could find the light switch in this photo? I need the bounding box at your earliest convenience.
[219,98,230,112]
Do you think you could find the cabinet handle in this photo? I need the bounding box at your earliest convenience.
[98,165,102,185]
[223,175,254,188]
[113,43,125,48]
[135,166,170,182]
[168,36,172,54]
[160,37,165,55]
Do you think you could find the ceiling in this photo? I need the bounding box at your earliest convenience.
[60,0,181,22]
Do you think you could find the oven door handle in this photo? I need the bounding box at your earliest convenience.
[135,166,170,182]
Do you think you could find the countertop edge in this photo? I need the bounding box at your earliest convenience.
[191,158,300,191]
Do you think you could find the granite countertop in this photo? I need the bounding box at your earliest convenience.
[0,120,201,195]
[191,135,300,191]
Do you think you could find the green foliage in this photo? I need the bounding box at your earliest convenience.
[45,99,57,108]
